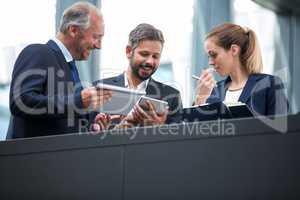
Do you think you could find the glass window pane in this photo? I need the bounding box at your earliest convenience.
[232,0,276,74]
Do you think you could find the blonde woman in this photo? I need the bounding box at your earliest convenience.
[195,23,288,116]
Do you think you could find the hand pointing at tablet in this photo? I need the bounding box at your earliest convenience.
[131,100,168,126]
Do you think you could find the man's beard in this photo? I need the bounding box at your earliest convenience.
[130,60,157,81]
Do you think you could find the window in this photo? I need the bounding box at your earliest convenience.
[232,0,277,74]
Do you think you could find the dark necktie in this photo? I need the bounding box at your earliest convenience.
[68,60,82,90]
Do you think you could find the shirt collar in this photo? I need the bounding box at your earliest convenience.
[51,37,73,62]
[124,72,149,92]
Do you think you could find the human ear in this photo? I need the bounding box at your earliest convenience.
[126,45,133,58]
[230,44,240,57]
[68,25,81,38]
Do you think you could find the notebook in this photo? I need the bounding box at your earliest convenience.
[182,102,253,122]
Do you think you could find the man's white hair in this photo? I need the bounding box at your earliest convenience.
[59,1,102,34]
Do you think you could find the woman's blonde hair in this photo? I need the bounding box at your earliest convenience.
[206,23,263,74]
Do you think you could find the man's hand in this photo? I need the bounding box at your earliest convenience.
[131,100,168,126]
[92,114,128,131]
[91,113,111,132]
[81,87,112,110]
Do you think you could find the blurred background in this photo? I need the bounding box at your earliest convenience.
[0,0,299,140]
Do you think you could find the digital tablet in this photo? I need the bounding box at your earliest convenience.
[96,83,146,115]
[138,96,169,114]
[96,83,146,95]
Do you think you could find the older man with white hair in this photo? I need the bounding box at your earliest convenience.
[7,2,112,139]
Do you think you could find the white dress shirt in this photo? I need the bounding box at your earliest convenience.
[124,72,149,92]
[51,37,73,62]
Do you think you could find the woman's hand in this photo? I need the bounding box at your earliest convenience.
[194,68,216,105]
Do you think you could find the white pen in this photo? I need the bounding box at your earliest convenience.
[192,75,201,80]
[192,67,216,80]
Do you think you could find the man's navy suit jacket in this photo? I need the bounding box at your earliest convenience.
[206,74,289,116]
[7,40,87,139]
[93,73,183,124]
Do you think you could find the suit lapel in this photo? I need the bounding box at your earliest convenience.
[112,73,125,86]
[214,75,258,103]
[146,78,154,95]
[238,74,258,103]
[146,78,162,99]
[46,40,73,82]
[218,79,227,102]
[47,40,66,65]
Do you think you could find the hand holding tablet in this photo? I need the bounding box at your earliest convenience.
[138,96,169,114]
